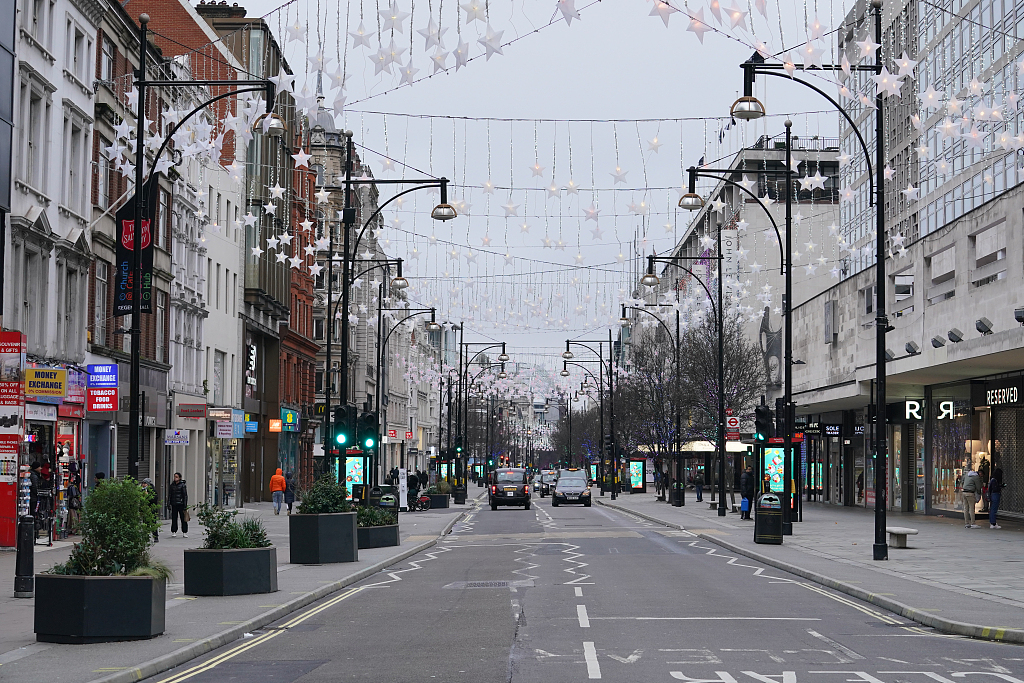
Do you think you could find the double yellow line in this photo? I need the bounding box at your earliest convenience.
[155,586,367,683]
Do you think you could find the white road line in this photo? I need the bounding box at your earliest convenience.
[583,641,601,679]
[806,629,865,660]
[575,587,584,597]
[589,616,820,621]
[577,604,591,627]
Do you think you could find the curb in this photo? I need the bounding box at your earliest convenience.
[89,511,467,683]
[597,499,1024,644]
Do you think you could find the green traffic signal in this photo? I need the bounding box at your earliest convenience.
[335,431,347,445]
[364,436,375,449]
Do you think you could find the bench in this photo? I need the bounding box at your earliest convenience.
[886,526,918,548]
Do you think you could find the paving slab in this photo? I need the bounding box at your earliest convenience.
[597,491,1024,643]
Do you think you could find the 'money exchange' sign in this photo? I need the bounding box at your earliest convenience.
[25,369,66,398]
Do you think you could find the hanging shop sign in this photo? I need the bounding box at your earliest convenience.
[207,408,233,420]
[87,388,118,412]
[65,370,86,404]
[24,368,66,398]
[269,419,283,433]
[86,364,119,387]
[176,403,207,419]
[114,177,158,315]
[280,408,300,432]
[215,421,233,438]
[405,431,413,440]
[164,429,189,446]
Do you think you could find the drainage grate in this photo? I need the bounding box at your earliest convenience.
[466,581,510,588]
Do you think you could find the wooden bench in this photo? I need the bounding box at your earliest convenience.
[886,526,918,548]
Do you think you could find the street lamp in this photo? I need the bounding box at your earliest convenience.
[642,254,723,515]
[733,0,889,559]
[252,112,287,136]
[566,339,615,498]
[127,14,277,480]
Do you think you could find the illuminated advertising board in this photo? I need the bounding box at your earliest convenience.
[764,447,786,493]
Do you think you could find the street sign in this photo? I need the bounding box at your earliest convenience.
[405,431,413,440]
[726,416,740,430]
[725,408,733,416]
[726,432,741,440]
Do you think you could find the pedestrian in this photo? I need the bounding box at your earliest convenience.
[28,461,41,518]
[269,468,286,514]
[988,467,1004,530]
[284,472,295,515]
[168,472,189,538]
[141,478,159,543]
[93,471,106,489]
[961,467,983,529]
[740,466,755,520]
[694,472,704,502]
[408,470,419,493]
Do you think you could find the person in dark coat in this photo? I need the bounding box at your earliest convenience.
[141,478,159,543]
[694,472,704,502]
[284,472,296,515]
[168,472,188,537]
[739,466,755,519]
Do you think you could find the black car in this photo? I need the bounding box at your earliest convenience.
[552,473,591,507]
[538,471,558,497]
[489,468,532,510]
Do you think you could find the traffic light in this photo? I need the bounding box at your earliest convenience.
[775,397,787,437]
[754,404,774,442]
[333,405,354,447]
[357,411,379,450]
[454,442,463,456]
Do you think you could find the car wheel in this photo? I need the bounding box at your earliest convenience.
[552,499,559,507]
[524,502,531,510]
[491,502,498,511]
[584,500,592,507]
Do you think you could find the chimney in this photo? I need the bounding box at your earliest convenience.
[195,0,247,19]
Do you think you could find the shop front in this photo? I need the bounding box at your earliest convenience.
[170,394,207,504]
[241,329,280,503]
[207,407,244,507]
[277,407,301,476]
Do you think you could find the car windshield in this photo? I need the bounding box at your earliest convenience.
[495,471,524,484]
[542,475,558,483]
[559,478,587,488]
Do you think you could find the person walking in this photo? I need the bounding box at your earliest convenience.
[961,467,983,529]
[694,472,704,502]
[739,466,755,520]
[141,478,160,543]
[283,472,296,515]
[168,472,189,538]
[988,467,1004,530]
[269,468,287,514]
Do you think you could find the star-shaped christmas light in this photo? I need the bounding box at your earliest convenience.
[292,149,312,168]
[477,24,504,60]
[649,0,678,26]
[686,8,711,42]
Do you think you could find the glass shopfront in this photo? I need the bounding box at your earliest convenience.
[930,385,974,515]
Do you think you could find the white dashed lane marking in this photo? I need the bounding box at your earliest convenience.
[577,604,591,627]
[583,641,601,679]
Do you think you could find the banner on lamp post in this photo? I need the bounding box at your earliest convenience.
[114,177,159,315]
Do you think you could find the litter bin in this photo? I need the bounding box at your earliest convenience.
[368,486,383,508]
[351,484,368,506]
[754,493,783,545]
[453,485,467,505]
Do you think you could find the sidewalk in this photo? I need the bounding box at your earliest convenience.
[0,495,474,683]
[597,491,1024,643]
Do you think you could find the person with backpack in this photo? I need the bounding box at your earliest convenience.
[988,468,1005,530]
[961,467,983,529]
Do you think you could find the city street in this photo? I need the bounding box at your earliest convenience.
[146,495,1021,683]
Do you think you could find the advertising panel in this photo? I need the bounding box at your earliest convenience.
[114,177,158,315]
[0,332,24,546]
[280,408,300,432]
[165,429,189,446]
[87,388,118,412]
[86,364,119,387]
[763,447,786,493]
[629,460,645,492]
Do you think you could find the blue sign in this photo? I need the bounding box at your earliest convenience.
[232,409,246,438]
[245,421,258,433]
[87,364,119,388]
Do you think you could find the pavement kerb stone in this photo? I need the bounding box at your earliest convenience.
[87,510,467,683]
[596,499,1024,645]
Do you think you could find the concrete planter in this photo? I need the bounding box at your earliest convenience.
[34,574,165,643]
[357,524,400,549]
[289,512,358,564]
[184,547,278,596]
[426,494,449,509]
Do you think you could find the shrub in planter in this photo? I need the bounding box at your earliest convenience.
[184,505,276,596]
[38,478,169,643]
[424,483,451,509]
[357,506,400,549]
[290,474,358,564]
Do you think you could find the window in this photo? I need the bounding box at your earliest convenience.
[22,84,48,190]
[95,136,112,209]
[894,275,914,302]
[863,285,876,315]
[157,188,170,250]
[62,114,84,213]
[313,318,324,340]
[94,260,108,346]
[156,291,167,363]
[100,36,115,82]
[213,351,225,405]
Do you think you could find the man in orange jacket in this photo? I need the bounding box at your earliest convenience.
[270,468,287,515]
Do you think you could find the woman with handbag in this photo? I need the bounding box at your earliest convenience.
[168,472,189,538]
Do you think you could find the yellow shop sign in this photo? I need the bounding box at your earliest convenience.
[25,368,67,397]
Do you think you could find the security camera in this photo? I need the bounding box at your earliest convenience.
[1016,308,1024,326]
[976,317,994,335]
[931,336,946,348]
[948,328,964,343]
[905,341,921,355]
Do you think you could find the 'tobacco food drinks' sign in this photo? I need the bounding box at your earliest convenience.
[87,388,117,412]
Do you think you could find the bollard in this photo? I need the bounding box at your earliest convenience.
[14,515,34,598]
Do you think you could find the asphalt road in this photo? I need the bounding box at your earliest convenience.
[145,492,1024,683]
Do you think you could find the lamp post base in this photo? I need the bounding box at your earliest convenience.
[872,542,888,561]
[717,506,727,517]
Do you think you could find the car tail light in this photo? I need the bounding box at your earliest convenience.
[491,485,497,494]
[524,485,529,494]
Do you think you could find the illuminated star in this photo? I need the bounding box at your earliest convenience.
[649,0,678,26]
